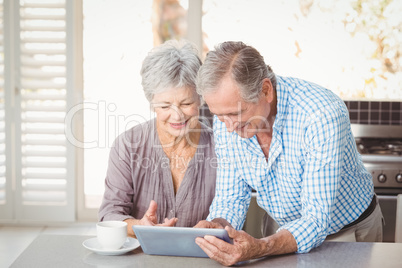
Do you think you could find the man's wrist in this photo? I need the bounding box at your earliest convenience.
[259,229,298,257]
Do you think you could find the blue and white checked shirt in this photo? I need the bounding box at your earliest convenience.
[206,76,374,253]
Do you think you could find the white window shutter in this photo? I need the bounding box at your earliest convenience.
[0,0,77,222]
[0,0,5,207]
[0,0,14,219]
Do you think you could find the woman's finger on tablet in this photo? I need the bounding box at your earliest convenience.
[158,217,178,227]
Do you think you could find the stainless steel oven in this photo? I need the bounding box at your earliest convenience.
[352,124,402,242]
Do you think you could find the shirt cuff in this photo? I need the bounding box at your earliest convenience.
[277,218,326,253]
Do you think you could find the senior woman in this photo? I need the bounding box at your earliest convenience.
[98,40,216,237]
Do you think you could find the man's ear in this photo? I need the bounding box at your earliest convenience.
[261,78,274,102]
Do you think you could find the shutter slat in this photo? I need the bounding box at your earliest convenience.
[23,138,66,146]
[22,191,66,203]
[22,136,66,146]
[24,150,66,157]
[23,104,65,112]
[24,161,66,168]
[24,172,65,179]
[21,3,65,8]
[23,127,65,134]
[21,46,65,54]
[22,93,65,100]
[20,26,65,32]
[23,116,65,123]
[21,47,66,55]
[21,81,65,89]
[20,59,65,67]
[21,37,66,43]
[21,14,65,20]
[21,71,66,78]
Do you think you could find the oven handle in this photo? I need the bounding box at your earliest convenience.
[396,194,402,243]
[376,195,398,201]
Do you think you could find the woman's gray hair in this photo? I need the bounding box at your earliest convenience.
[196,41,276,103]
[140,39,202,102]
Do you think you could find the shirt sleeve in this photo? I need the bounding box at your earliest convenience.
[277,106,349,253]
[206,116,252,229]
[98,134,135,222]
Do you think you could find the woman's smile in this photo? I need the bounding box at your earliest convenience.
[169,119,189,129]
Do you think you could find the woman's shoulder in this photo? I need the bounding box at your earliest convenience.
[112,119,156,151]
[125,119,155,137]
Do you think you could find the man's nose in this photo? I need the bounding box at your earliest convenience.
[223,116,238,132]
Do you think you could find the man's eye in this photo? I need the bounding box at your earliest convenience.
[161,106,170,109]
[182,103,192,106]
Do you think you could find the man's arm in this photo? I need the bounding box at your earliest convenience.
[205,116,252,229]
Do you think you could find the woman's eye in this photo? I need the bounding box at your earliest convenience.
[182,103,192,106]
[161,106,170,109]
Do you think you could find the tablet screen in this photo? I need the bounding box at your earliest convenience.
[132,225,231,258]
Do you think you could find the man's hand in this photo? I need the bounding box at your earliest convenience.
[194,220,224,229]
[195,226,267,266]
[196,226,298,266]
[194,218,232,229]
[125,200,178,237]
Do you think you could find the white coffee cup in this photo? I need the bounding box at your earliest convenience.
[96,221,128,250]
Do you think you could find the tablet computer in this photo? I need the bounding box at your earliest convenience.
[132,225,231,258]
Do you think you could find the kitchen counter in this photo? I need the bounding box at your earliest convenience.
[10,234,402,267]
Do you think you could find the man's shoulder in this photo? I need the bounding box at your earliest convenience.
[277,76,346,117]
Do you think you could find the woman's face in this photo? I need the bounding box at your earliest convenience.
[152,87,200,138]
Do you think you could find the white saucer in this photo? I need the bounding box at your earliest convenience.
[82,237,140,256]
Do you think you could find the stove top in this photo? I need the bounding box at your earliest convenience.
[351,124,402,189]
[356,138,402,156]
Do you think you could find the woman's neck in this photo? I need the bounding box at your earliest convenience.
[156,121,201,153]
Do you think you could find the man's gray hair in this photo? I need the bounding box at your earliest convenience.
[140,39,202,102]
[196,41,276,103]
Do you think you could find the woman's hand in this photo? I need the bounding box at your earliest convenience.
[125,200,178,237]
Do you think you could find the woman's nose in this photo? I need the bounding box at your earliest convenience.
[170,105,185,121]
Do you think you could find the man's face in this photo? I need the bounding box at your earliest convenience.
[204,75,275,139]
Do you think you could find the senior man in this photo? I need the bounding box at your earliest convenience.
[194,41,383,266]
